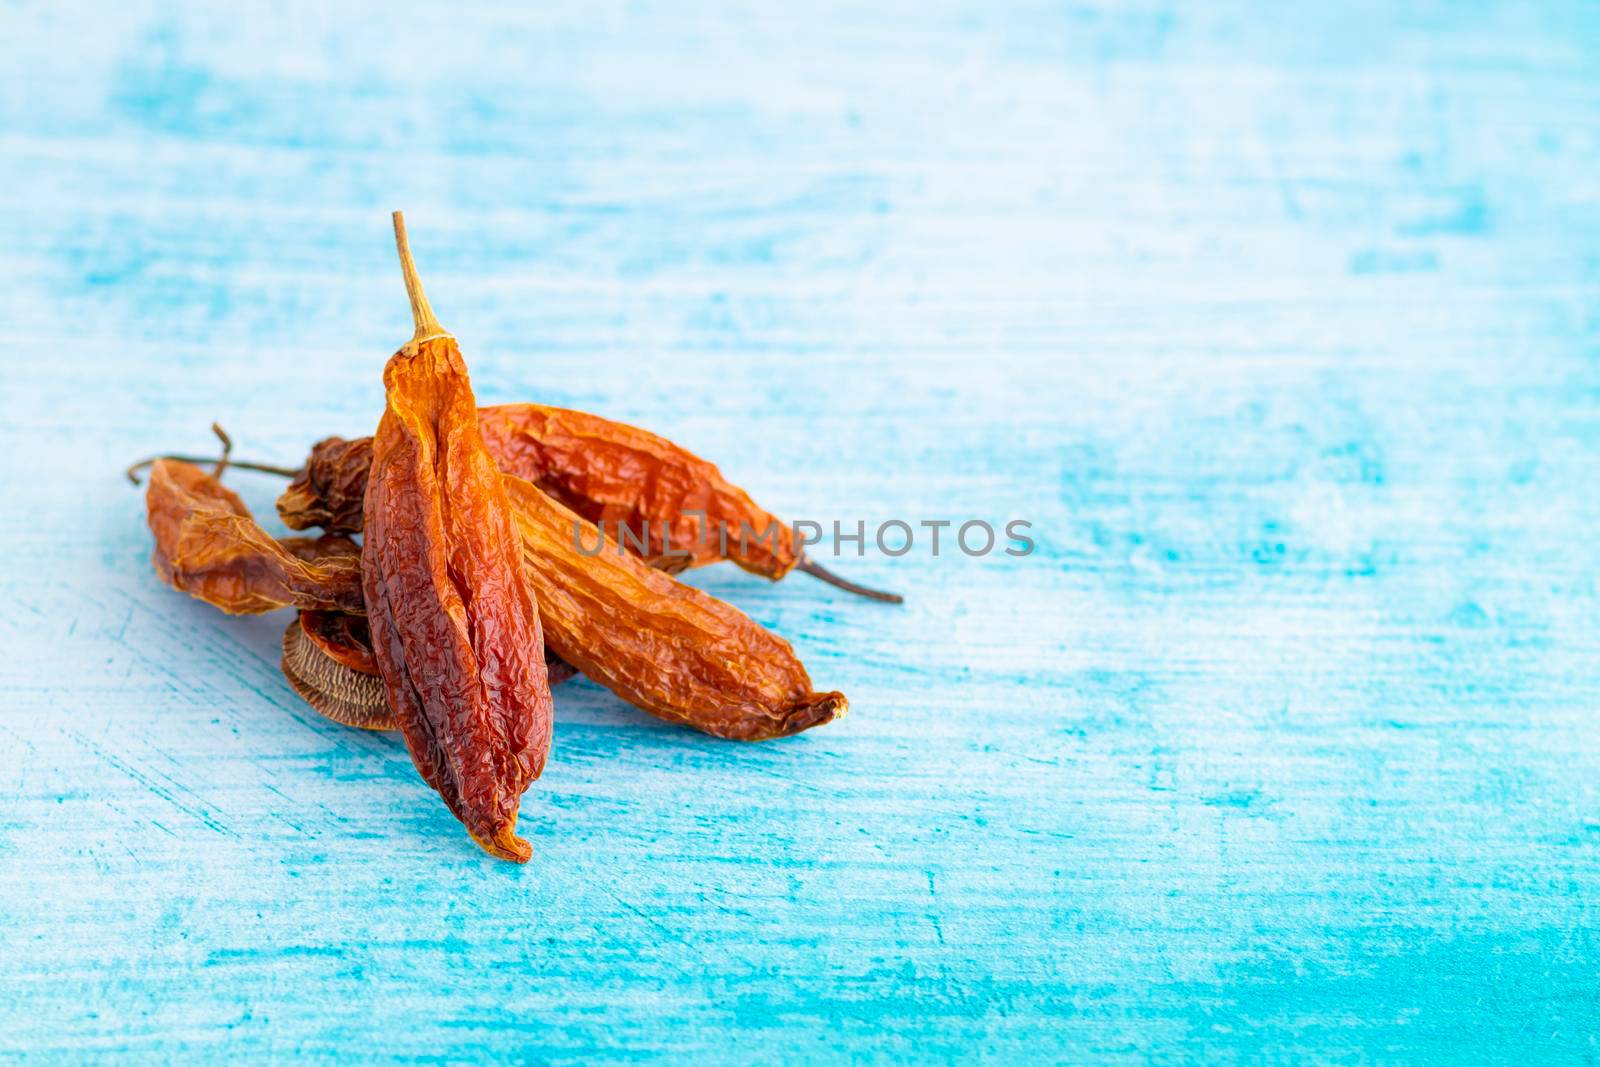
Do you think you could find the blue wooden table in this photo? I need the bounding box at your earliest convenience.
[3,2,1598,1061]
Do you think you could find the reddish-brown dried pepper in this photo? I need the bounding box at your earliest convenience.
[478,404,797,577]
[279,405,901,602]
[504,475,846,739]
[145,458,365,616]
[275,435,374,536]
[361,213,554,863]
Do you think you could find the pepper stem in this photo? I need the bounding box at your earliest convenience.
[392,210,445,342]
[798,556,905,604]
[209,422,233,479]
[125,423,299,485]
[125,455,299,486]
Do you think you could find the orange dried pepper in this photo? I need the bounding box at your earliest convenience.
[504,475,846,739]
[145,458,364,616]
[361,213,554,863]
[478,404,796,577]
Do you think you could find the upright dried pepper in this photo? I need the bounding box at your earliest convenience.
[361,213,553,863]
[279,405,900,601]
[145,458,365,616]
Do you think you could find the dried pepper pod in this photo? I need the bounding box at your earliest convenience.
[145,458,365,616]
[506,474,846,740]
[478,404,796,577]
[278,406,900,602]
[275,436,373,536]
[361,213,554,863]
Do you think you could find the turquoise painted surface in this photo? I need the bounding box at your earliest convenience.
[3,1,1598,1061]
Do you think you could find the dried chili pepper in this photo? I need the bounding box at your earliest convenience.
[145,458,365,616]
[274,435,373,535]
[504,474,847,739]
[478,403,795,577]
[278,406,901,602]
[361,212,554,863]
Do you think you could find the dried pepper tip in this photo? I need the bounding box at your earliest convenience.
[471,823,533,865]
[783,691,849,734]
[281,616,394,730]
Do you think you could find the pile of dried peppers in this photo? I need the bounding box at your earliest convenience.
[128,214,900,862]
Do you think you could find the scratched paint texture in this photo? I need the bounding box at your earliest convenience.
[2,1,1598,1061]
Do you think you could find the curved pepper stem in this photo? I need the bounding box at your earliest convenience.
[799,557,905,604]
[125,423,299,485]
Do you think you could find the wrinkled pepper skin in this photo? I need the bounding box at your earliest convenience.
[298,609,381,674]
[364,333,555,863]
[478,404,799,578]
[504,475,844,739]
[275,436,374,537]
[280,533,364,566]
[146,459,364,615]
[279,403,800,579]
